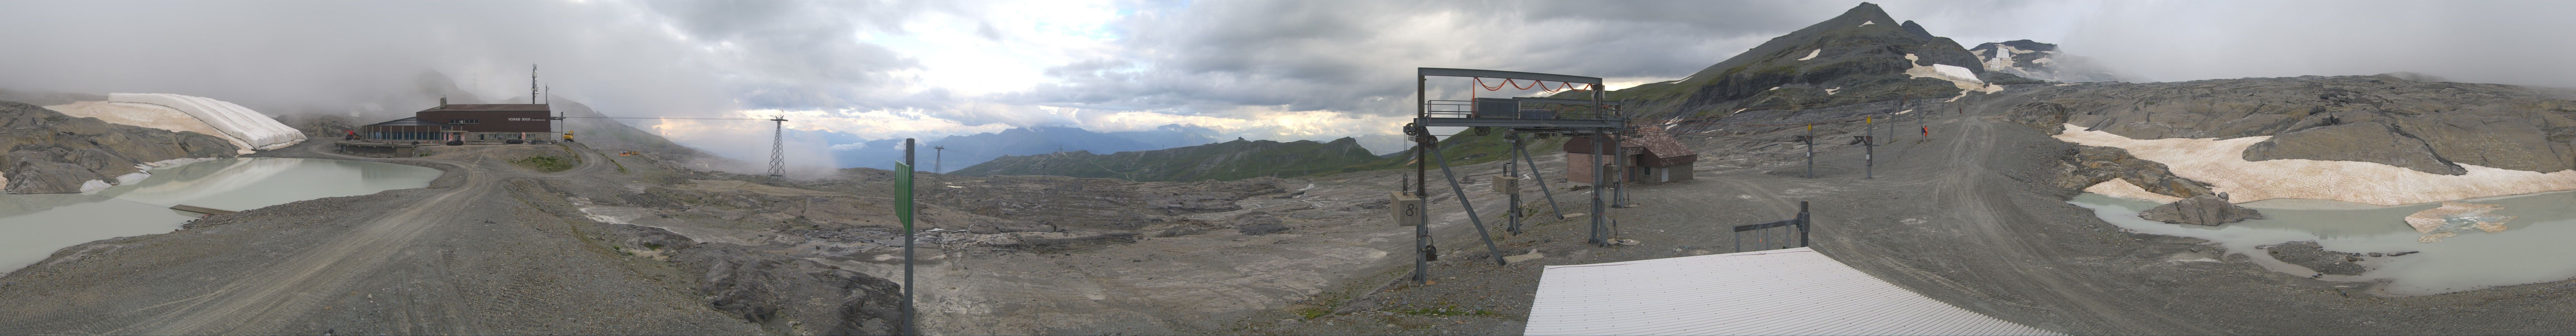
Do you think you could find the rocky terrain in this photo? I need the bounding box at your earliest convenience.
[2137,194,2263,225]
[13,2,2576,335]
[2003,74,2576,175]
[0,100,239,194]
[951,137,1381,182]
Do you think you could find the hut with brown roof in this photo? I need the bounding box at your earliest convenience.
[1563,129,1698,185]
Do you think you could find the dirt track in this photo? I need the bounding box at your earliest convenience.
[0,142,762,335]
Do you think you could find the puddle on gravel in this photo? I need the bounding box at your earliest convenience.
[0,158,440,275]
[2071,191,2576,295]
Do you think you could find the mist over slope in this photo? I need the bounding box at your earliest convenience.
[1970,40,2141,83]
[829,125,1224,172]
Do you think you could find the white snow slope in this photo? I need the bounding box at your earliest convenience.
[106,93,304,152]
[2055,124,2576,206]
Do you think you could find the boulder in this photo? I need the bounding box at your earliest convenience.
[2138,194,2263,226]
[672,243,903,335]
[2264,241,2366,276]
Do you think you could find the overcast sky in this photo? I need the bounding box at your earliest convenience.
[4,0,2573,158]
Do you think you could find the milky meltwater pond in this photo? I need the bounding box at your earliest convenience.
[2071,192,2576,295]
[0,158,440,274]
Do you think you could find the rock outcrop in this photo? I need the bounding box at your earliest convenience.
[2005,75,2576,175]
[2052,145,2214,199]
[2137,194,2264,225]
[672,243,903,335]
[2265,241,2366,276]
[0,100,238,194]
[2242,122,2463,175]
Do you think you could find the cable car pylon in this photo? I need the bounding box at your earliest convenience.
[769,117,788,177]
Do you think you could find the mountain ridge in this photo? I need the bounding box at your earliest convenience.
[949,136,1381,182]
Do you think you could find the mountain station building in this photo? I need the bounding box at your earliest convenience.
[1564,130,1698,185]
[358,98,554,142]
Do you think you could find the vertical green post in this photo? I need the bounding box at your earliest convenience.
[897,138,916,334]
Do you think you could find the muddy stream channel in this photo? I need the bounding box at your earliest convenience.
[0,158,439,275]
[2074,191,2576,295]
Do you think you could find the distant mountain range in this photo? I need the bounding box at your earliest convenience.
[829,124,1223,172]
[948,136,1380,182]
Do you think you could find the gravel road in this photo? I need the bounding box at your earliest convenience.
[0,142,763,335]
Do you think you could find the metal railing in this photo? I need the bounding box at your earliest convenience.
[1732,201,1810,253]
[1421,100,1622,120]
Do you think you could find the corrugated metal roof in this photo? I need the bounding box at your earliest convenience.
[1526,247,2056,336]
[363,117,447,127]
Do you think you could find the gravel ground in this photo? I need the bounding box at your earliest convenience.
[1233,87,2576,335]
[0,141,764,334]
[11,87,2576,334]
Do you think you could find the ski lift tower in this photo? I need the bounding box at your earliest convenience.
[1402,68,1627,285]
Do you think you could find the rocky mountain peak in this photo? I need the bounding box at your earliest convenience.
[1593,2,2015,120]
[1829,2,1899,27]
[1898,20,1935,39]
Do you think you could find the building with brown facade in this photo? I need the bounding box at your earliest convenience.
[1563,128,1698,185]
[358,98,554,142]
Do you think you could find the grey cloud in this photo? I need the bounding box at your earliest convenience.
[1009,1,1848,119]
[0,1,953,120]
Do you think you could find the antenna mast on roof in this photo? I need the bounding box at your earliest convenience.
[530,64,540,104]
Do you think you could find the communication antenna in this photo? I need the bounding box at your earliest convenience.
[530,64,540,104]
[769,117,788,177]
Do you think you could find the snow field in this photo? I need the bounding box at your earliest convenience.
[45,101,253,154]
[107,93,305,151]
[2054,124,2576,206]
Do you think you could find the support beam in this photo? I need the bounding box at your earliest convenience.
[1506,136,1522,234]
[1517,138,1567,221]
[1429,144,1508,266]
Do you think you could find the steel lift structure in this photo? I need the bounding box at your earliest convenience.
[1400,68,1628,284]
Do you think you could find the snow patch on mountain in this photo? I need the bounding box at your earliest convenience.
[1970,40,2138,83]
[1798,49,1820,61]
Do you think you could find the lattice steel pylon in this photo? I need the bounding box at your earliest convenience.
[768,117,788,177]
